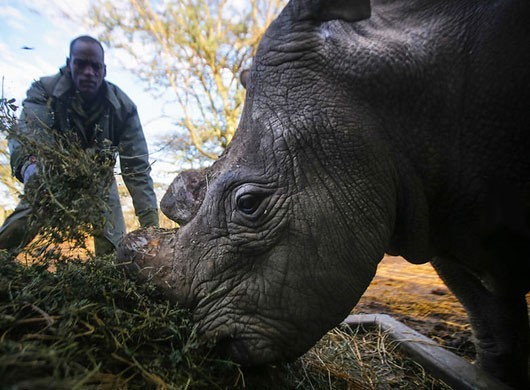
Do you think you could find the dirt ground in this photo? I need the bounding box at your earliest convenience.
[353,256,477,361]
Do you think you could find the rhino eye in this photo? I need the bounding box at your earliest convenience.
[236,193,263,215]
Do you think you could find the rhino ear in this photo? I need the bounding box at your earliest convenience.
[240,69,250,89]
[299,0,371,23]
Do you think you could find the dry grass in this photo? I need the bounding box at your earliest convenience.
[288,324,452,390]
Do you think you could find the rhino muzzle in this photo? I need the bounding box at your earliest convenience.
[116,227,191,306]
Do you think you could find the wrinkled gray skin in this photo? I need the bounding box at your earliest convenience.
[118,0,530,387]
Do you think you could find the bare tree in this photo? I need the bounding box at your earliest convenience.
[89,0,286,161]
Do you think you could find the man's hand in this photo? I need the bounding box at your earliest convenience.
[21,155,38,185]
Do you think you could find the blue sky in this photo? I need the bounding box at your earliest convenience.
[0,0,180,207]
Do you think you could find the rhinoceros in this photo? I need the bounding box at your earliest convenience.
[117,0,530,387]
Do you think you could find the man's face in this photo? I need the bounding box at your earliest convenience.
[67,41,106,100]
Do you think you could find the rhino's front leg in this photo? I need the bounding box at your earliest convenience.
[431,257,529,389]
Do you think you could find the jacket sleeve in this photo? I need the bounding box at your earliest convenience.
[118,106,159,227]
[9,80,55,182]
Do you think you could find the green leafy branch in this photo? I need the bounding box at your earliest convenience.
[1,96,117,260]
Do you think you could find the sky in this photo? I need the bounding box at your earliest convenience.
[0,0,181,207]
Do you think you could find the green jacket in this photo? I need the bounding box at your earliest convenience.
[9,67,158,246]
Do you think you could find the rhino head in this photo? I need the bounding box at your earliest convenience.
[117,0,431,364]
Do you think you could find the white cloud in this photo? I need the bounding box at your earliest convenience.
[0,5,25,31]
[0,5,24,20]
[18,0,90,21]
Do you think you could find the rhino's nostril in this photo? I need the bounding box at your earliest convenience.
[116,243,133,264]
[214,336,253,365]
[116,254,140,273]
[115,244,141,279]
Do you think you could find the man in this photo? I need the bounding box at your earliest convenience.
[0,35,159,256]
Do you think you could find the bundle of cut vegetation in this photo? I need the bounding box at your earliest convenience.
[21,132,115,256]
[1,97,115,259]
[0,253,244,389]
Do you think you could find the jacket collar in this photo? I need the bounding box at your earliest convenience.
[51,66,121,110]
